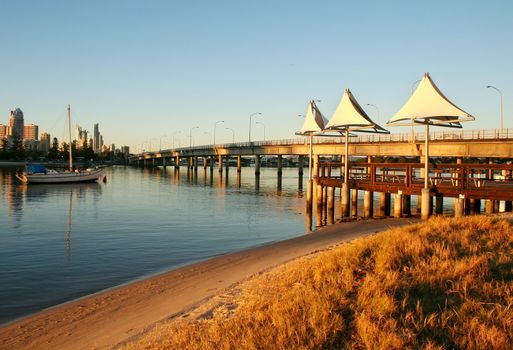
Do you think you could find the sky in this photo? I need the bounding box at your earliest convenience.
[0,0,512,152]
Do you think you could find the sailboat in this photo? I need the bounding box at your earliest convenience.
[16,105,104,184]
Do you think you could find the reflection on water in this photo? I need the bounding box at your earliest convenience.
[0,165,308,324]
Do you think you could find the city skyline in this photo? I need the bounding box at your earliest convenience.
[0,107,120,154]
[0,1,511,151]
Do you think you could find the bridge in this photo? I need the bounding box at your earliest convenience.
[129,128,513,220]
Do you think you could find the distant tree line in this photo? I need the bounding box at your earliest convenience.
[0,136,125,163]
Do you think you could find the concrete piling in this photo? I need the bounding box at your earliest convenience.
[394,192,403,218]
[327,186,335,224]
[351,189,358,217]
[454,196,464,218]
[341,183,350,217]
[421,188,431,220]
[364,190,373,219]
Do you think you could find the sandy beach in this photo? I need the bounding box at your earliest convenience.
[0,218,416,350]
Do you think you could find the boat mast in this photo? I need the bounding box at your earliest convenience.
[68,104,73,171]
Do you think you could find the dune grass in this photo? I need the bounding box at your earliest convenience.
[127,216,513,349]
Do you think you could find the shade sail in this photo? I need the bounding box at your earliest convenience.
[296,100,329,135]
[325,89,389,133]
[387,72,474,127]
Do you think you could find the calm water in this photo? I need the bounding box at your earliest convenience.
[0,165,310,324]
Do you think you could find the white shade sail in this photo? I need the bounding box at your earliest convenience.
[296,100,329,135]
[387,72,474,127]
[325,89,389,133]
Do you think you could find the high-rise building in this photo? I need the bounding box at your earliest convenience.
[0,124,6,139]
[93,123,100,153]
[121,146,130,157]
[40,132,51,153]
[23,124,39,141]
[8,108,24,139]
[100,135,104,152]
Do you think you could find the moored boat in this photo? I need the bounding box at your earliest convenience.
[16,164,104,184]
[15,105,106,185]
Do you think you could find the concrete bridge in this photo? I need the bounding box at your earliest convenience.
[130,128,513,168]
[129,128,513,221]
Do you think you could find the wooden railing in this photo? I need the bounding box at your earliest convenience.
[317,162,513,200]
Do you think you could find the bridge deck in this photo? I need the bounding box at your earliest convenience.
[317,162,513,201]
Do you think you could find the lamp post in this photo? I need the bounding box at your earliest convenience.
[366,104,380,123]
[248,112,262,143]
[213,120,224,147]
[487,85,504,130]
[189,126,199,147]
[148,138,156,152]
[159,134,167,151]
[256,121,266,142]
[226,127,235,143]
[172,131,181,148]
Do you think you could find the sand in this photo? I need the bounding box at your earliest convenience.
[0,218,416,350]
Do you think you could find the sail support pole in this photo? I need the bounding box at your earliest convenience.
[68,104,73,172]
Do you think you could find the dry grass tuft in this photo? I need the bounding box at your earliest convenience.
[126,216,513,349]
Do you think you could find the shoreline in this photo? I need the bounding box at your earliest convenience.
[0,218,416,350]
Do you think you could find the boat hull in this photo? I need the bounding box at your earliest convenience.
[17,168,105,184]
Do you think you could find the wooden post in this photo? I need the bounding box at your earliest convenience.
[435,194,443,215]
[402,194,411,217]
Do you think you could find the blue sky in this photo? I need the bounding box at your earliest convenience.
[0,0,511,152]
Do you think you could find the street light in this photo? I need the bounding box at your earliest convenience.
[213,120,224,146]
[148,138,157,152]
[487,85,504,130]
[256,121,266,142]
[159,134,167,151]
[189,126,199,147]
[226,127,235,143]
[248,112,262,143]
[366,104,380,123]
[172,131,181,148]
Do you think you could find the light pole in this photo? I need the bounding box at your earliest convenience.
[159,134,167,151]
[256,121,266,142]
[248,112,262,143]
[189,126,199,147]
[172,131,181,148]
[148,138,156,152]
[213,120,224,146]
[226,127,235,143]
[366,104,380,123]
[487,85,504,130]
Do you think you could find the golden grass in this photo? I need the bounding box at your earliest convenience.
[127,216,513,349]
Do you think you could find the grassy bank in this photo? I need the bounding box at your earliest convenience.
[128,216,513,349]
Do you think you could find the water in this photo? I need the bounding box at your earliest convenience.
[0,165,309,325]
